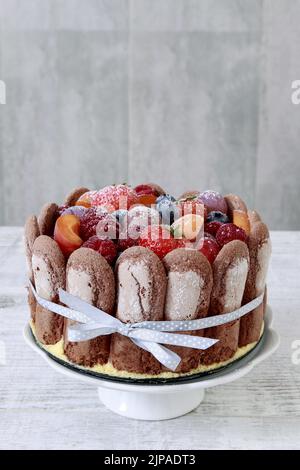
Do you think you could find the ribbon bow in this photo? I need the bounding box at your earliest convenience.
[30,282,263,371]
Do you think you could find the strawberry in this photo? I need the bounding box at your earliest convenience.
[139,225,184,259]
[91,184,138,211]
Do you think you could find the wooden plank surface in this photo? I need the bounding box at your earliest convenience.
[0,228,299,449]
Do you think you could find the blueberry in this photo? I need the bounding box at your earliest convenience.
[206,211,229,224]
[155,194,179,225]
[111,209,128,225]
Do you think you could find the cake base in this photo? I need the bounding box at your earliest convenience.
[29,320,264,382]
[24,306,280,420]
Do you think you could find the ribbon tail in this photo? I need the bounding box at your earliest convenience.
[68,325,116,342]
[130,328,219,350]
[58,288,119,327]
[132,338,181,372]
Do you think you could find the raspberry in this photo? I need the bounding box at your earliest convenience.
[82,236,117,264]
[139,225,184,259]
[205,221,222,237]
[79,207,119,241]
[216,223,247,247]
[91,184,138,211]
[200,237,220,264]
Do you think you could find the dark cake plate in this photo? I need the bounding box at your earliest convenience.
[24,306,279,420]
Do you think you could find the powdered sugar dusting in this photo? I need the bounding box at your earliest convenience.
[67,268,94,304]
[224,259,248,312]
[256,238,271,294]
[117,260,151,323]
[32,255,55,300]
[164,271,204,320]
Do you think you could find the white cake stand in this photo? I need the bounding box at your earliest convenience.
[24,306,279,421]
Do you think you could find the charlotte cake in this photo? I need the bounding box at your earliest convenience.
[25,184,271,378]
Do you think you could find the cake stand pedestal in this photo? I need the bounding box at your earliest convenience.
[24,307,279,421]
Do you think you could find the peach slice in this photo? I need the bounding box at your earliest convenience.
[233,210,251,236]
[172,214,204,240]
[75,199,91,208]
[54,214,83,256]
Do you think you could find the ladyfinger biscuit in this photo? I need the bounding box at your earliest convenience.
[163,249,213,373]
[202,240,249,365]
[64,247,115,367]
[239,222,271,347]
[110,246,167,374]
[224,193,247,218]
[64,186,90,206]
[32,235,66,345]
[38,202,59,236]
[248,210,261,226]
[24,215,40,279]
[24,215,40,321]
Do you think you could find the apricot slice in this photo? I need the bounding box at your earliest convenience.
[54,214,83,256]
[172,214,204,240]
[232,210,251,236]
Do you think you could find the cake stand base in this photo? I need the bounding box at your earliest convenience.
[98,387,205,420]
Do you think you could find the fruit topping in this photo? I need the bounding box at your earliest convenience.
[198,190,228,214]
[200,236,220,264]
[134,184,159,206]
[143,182,165,196]
[156,194,180,225]
[172,214,204,241]
[91,184,138,211]
[177,196,206,219]
[82,236,117,264]
[216,223,247,247]
[54,215,83,257]
[139,225,184,259]
[76,190,97,208]
[232,210,251,235]
[206,210,229,224]
[178,190,200,200]
[111,209,128,225]
[60,205,88,219]
[204,221,222,237]
[80,207,119,241]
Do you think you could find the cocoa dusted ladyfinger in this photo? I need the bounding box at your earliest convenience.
[202,240,250,365]
[32,235,66,344]
[110,246,167,374]
[64,247,115,367]
[248,210,261,226]
[163,249,213,373]
[224,193,248,218]
[239,222,271,347]
[38,202,59,236]
[64,187,90,206]
[24,215,40,321]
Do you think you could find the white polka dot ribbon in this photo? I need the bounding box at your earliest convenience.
[29,282,264,371]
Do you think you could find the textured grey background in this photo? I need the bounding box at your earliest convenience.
[0,0,299,229]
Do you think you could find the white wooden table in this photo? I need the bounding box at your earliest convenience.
[0,228,299,450]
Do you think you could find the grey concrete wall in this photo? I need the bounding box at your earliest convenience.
[0,0,299,229]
